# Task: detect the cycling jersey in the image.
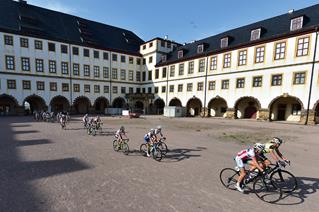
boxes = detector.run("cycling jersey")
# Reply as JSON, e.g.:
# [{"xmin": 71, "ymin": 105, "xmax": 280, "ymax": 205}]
[
  {"xmin": 262, "ymin": 142, "xmax": 277, "ymax": 154},
  {"xmin": 237, "ymin": 148, "xmax": 255, "ymax": 161},
  {"xmin": 115, "ymin": 129, "xmax": 125, "ymax": 139},
  {"xmin": 154, "ymin": 129, "xmax": 163, "ymax": 137}
]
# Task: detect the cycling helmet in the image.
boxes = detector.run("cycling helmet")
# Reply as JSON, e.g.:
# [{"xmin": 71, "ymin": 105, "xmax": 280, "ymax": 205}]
[
  {"xmin": 271, "ymin": 137, "xmax": 283, "ymax": 145},
  {"xmin": 156, "ymin": 125, "xmax": 162, "ymax": 131},
  {"xmin": 254, "ymin": 143, "xmax": 265, "ymax": 152},
  {"xmin": 120, "ymin": 126, "xmax": 125, "ymax": 132},
  {"xmin": 150, "ymin": 128, "xmax": 155, "ymax": 134}
]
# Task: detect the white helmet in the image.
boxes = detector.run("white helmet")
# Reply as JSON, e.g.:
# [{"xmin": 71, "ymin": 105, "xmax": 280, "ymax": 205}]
[
  {"xmin": 150, "ymin": 128, "xmax": 155, "ymax": 134},
  {"xmin": 120, "ymin": 126, "xmax": 125, "ymax": 132},
  {"xmin": 271, "ymin": 137, "xmax": 283, "ymax": 145},
  {"xmin": 156, "ymin": 125, "xmax": 162, "ymax": 131},
  {"xmin": 254, "ymin": 143, "xmax": 265, "ymax": 152}
]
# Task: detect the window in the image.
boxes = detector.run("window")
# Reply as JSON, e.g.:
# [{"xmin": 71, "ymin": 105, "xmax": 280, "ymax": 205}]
[
  {"xmin": 179, "ymin": 63, "xmax": 184, "ymax": 75},
  {"xmin": 34, "ymin": 40, "xmax": 42, "ymax": 50},
  {"xmin": 73, "ymin": 63, "xmax": 80, "ymax": 76},
  {"xmin": 187, "ymin": 83, "xmax": 193, "ymax": 92},
  {"xmin": 121, "ymin": 69, "xmax": 126, "ymax": 80},
  {"xmin": 112, "ymin": 68, "xmax": 118, "ymax": 79},
  {"xmin": 167, "ymin": 42, "xmax": 171, "ymax": 48},
  {"xmin": 37, "ymin": 81, "xmax": 45, "ymax": 90},
  {"xmin": 143, "ymin": 45, "xmax": 146, "ymax": 50},
  {"xmin": 61, "ymin": 62, "xmax": 69, "ymax": 75},
  {"xmin": 112, "ymin": 86, "xmax": 118, "ymax": 94},
  {"xmin": 7, "ymin": 80, "xmax": 16, "ymax": 89},
  {"xmin": 22, "ymin": 80, "xmax": 31, "ymax": 90},
  {"xmin": 142, "ymin": 88, "xmax": 146, "ymax": 93},
  {"xmin": 208, "ymin": 81, "xmax": 215, "ymax": 90},
  {"xmin": 21, "ymin": 57, "xmax": 30, "ymax": 71},
  {"xmin": 255, "ymin": 46, "xmax": 265, "ymax": 63},
  {"xmin": 84, "ymin": 84, "xmax": 90, "ymax": 93},
  {"xmin": 236, "ymin": 78, "xmax": 245, "ymax": 88},
  {"xmin": 62, "ymin": 83, "xmax": 69, "ymax": 92},
  {"xmin": 143, "ymin": 58, "xmax": 146, "ymax": 65},
  {"xmin": 142, "ymin": 72, "xmax": 146, "ymax": 81},
  {"xmin": 61, "ymin": 45, "xmax": 68, "ymax": 54},
  {"xmin": 221, "ymin": 80, "xmax": 229, "ymax": 89},
  {"xmin": 271, "ymin": 74, "xmax": 283, "ymax": 86},
  {"xmin": 161, "ymin": 40, "xmax": 165, "ymax": 47},
  {"xmin": 290, "ymin": 16, "xmax": 303, "ymax": 31},
  {"xmin": 178, "ymin": 84, "xmax": 183, "ymax": 92},
  {"xmin": 136, "ymin": 88, "xmax": 141, "ymax": 93},
  {"xmin": 112, "ymin": 54, "xmax": 117, "ymax": 61},
  {"xmin": 148, "ymin": 87, "xmax": 152, "ymax": 94},
  {"xmin": 104, "ymin": 86, "xmax": 109, "ymax": 93},
  {"xmin": 136, "ymin": 58, "xmax": 141, "ymax": 65},
  {"xmin": 296, "ymin": 37, "xmax": 309, "ymax": 57},
  {"xmin": 197, "ymin": 82, "xmax": 204, "ymax": 91},
  {"xmin": 121, "ymin": 55, "xmax": 126, "ymax": 63},
  {"xmin": 49, "ymin": 61, "xmax": 57, "ymax": 73},
  {"xmin": 136, "ymin": 71, "xmax": 141, "ymax": 81},
  {"xmin": 83, "ymin": 48, "xmax": 90, "ymax": 57},
  {"xmin": 210, "ymin": 56, "xmax": 217, "ymax": 70},
  {"xmin": 251, "ymin": 28, "xmax": 261, "ymax": 41},
  {"xmin": 197, "ymin": 44, "xmax": 204, "ymax": 53},
  {"xmin": 129, "ymin": 57, "xmax": 134, "ymax": 64},
  {"xmin": 129, "ymin": 70, "xmax": 134, "ymax": 81},
  {"xmin": 103, "ymin": 52, "xmax": 109, "ymax": 60},
  {"xmin": 162, "ymin": 67, "xmax": 167, "ymax": 78},
  {"xmin": 149, "ymin": 42, "xmax": 153, "ymax": 48},
  {"xmin": 169, "ymin": 85, "xmax": 174, "ymax": 92},
  {"xmin": 20, "ymin": 38, "xmax": 28, "ymax": 48},
  {"xmin": 238, "ymin": 50, "xmax": 247, "ymax": 66},
  {"xmin": 72, "ymin": 47, "xmax": 79, "ymax": 55},
  {"xmin": 5, "ymin": 56, "xmax": 15, "ymax": 70},
  {"xmin": 148, "ymin": 70, "xmax": 152, "ymax": 80},
  {"xmin": 154, "ymin": 87, "xmax": 158, "ymax": 94},
  {"xmin": 94, "ymin": 85, "xmax": 100, "ymax": 93},
  {"xmin": 199, "ymin": 59, "xmax": 205, "ymax": 72},
  {"xmin": 178, "ymin": 50, "xmax": 183, "ymax": 59},
  {"xmin": 93, "ymin": 66, "xmax": 100, "ymax": 78},
  {"xmin": 84, "ymin": 65, "xmax": 90, "ymax": 77},
  {"xmin": 221, "ymin": 37, "xmax": 228, "ymax": 48},
  {"xmin": 48, "ymin": 42, "xmax": 55, "ymax": 52},
  {"xmin": 50, "ymin": 82, "xmax": 57, "ymax": 91},
  {"xmin": 129, "ymin": 87, "xmax": 134, "ymax": 94},
  {"xmin": 170, "ymin": 65, "xmax": 175, "ymax": 77},
  {"xmin": 149, "ymin": 56, "xmax": 153, "ymax": 64},
  {"xmin": 161, "ymin": 55, "xmax": 167, "ymax": 62},
  {"xmin": 4, "ymin": 35, "xmax": 13, "ymax": 46},
  {"xmin": 35, "ymin": 59, "xmax": 44, "ymax": 72},
  {"xmin": 155, "ymin": 69, "xmax": 159, "ymax": 79},
  {"xmin": 293, "ymin": 72, "xmax": 306, "ymax": 84},
  {"xmin": 94, "ymin": 50, "xmax": 99, "ymax": 59},
  {"xmin": 121, "ymin": 87, "xmax": 126, "ymax": 94},
  {"xmin": 73, "ymin": 84, "xmax": 80, "ymax": 92},
  {"xmin": 252, "ymin": 76, "xmax": 262, "ymax": 87},
  {"xmin": 161, "ymin": 86, "xmax": 166, "ymax": 93},
  {"xmin": 274, "ymin": 42, "xmax": 286, "ymax": 60},
  {"xmin": 103, "ymin": 67, "xmax": 109, "ymax": 79},
  {"xmin": 291, "ymin": 104, "xmax": 301, "ymax": 115},
  {"xmin": 223, "ymin": 53, "xmax": 231, "ymax": 68}
]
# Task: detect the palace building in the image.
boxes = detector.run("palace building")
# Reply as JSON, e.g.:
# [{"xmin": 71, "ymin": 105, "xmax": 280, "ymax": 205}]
[{"xmin": 1, "ymin": 0, "xmax": 319, "ymax": 124}]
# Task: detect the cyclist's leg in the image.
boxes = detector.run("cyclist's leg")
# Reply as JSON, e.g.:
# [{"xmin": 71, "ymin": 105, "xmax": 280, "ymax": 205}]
[{"xmin": 235, "ymin": 156, "xmax": 245, "ymax": 192}]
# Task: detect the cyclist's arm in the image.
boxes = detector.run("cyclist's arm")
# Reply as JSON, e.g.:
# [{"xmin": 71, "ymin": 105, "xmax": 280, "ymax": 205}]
[
  {"xmin": 269, "ymin": 149, "xmax": 280, "ymax": 162},
  {"xmin": 275, "ymin": 148, "xmax": 287, "ymax": 160}
]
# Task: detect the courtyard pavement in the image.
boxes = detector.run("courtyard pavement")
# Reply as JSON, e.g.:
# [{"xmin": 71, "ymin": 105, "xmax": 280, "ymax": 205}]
[{"xmin": 0, "ymin": 115, "xmax": 318, "ymax": 212}]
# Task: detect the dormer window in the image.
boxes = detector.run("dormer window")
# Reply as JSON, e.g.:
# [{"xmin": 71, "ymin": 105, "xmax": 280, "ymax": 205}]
[
  {"xmin": 251, "ymin": 28, "xmax": 261, "ymax": 41},
  {"xmin": 220, "ymin": 37, "xmax": 229, "ymax": 48},
  {"xmin": 197, "ymin": 44, "xmax": 204, "ymax": 54},
  {"xmin": 178, "ymin": 50, "xmax": 184, "ymax": 59},
  {"xmin": 161, "ymin": 55, "xmax": 167, "ymax": 62},
  {"xmin": 290, "ymin": 16, "xmax": 303, "ymax": 31}
]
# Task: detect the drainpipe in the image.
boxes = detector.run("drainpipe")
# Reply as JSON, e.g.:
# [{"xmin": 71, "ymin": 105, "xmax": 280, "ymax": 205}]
[
  {"xmin": 109, "ymin": 51, "xmax": 112, "ymax": 107},
  {"xmin": 305, "ymin": 27, "xmax": 319, "ymax": 125},
  {"xmin": 203, "ymin": 55, "xmax": 209, "ymax": 117},
  {"xmin": 166, "ymin": 65, "xmax": 169, "ymax": 106},
  {"xmin": 68, "ymin": 44, "xmax": 73, "ymax": 113}
]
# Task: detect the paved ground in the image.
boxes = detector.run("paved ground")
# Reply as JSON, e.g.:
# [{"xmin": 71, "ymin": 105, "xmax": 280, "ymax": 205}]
[{"xmin": 0, "ymin": 115, "xmax": 318, "ymax": 212}]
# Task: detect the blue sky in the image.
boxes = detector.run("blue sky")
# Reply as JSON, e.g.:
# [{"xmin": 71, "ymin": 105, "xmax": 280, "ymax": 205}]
[{"xmin": 28, "ymin": 0, "xmax": 319, "ymax": 43}]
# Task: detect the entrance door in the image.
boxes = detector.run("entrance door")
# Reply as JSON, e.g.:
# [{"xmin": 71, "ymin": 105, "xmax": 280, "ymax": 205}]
[{"xmin": 277, "ymin": 104, "xmax": 286, "ymax": 121}]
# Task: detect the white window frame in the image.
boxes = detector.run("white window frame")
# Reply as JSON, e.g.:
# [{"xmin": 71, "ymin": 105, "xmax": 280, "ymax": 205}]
[
  {"xmin": 251, "ymin": 28, "xmax": 261, "ymax": 41},
  {"xmin": 290, "ymin": 16, "xmax": 303, "ymax": 31},
  {"xmin": 220, "ymin": 37, "xmax": 229, "ymax": 48}
]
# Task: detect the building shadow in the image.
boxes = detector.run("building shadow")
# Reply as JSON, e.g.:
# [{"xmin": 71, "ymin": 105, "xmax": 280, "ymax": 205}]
[{"xmin": 15, "ymin": 139, "xmax": 53, "ymax": 147}]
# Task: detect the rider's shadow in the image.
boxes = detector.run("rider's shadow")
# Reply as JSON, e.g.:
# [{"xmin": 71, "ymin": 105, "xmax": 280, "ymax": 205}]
[{"xmin": 162, "ymin": 146, "xmax": 205, "ymax": 162}]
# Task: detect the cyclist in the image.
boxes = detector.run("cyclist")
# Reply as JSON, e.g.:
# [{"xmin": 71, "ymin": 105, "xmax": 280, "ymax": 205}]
[
  {"xmin": 59, "ymin": 114, "xmax": 67, "ymax": 129},
  {"xmin": 143, "ymin": 128, "xmax": 156, "ymax": 157},
  {"xmin": 259, "ymin": 137, "xmax": 289, "ymax": 168},
  {"xmin": 235, "ymin": 143, "xmax": 265, "ymax": 192},
  {"xmin": 82, "ymin": 114, "xmax": 89, "ymax": 128},
  {"xmin": 115, "ymin": 126, "xmax": 128, "ymax": 149},
  {"xmin": 154, "ymin": 125, "xmax": 165, "ymax": 141}
]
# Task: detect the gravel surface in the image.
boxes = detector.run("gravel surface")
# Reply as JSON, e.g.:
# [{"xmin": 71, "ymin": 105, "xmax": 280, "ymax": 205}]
[{"xmin": 0, "ymin": 116, "xmax": 318, "ymax": 212}]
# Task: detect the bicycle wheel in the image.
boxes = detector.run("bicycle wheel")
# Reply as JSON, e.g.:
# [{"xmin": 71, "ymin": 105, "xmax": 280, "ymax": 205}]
[
  {"xmin": 158, "ymin": 142, "xmax": 168, "ymax": 155},
  {"xmin": 140, "ymin": 143, "xmax": 148, "ymax": 156},
  {"xmin": 122, "ymin": 142, "xmax": 129, "ymax": 155},
  {"xmin": 91, "ymin": 128, "xmax": 96, "ymax": 136},
  {"xmin": 270, "ymin": 170, "xmax": 297, "ymax": 193},
  {"xmin": 253, "ymin": 176, "xmax": 282, "ymax": 203},
  {"xmin": 87, "ymin": 128, "xmax": 91, "ymax": 135},
  {"xmin": 219, "ymin": 168, "xmax": 239, "ymax": 190},
  {"xmin": 152, "ymin": 147, "xmax": 162, "ymax": 162},
  {"xmin": 113, "ymin": 140, "xmax": 119, "ymax": 152}
]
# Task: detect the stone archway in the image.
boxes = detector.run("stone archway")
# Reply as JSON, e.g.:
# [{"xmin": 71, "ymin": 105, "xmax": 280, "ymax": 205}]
[
  {"xmin": 207, "ymin": 97, "xmax": 228, "ymax": 117},
  {"xmin": 73, "ymin": 96, "xmax": 91, "ymax": 114},
  {"xmin": 154, "ymin": 98, "xmax": 165, "ymax": 115},
  {"xmin": 169, "ymin": 98, "xmax": 182, "ymax": 107},
  {"xmin": 50, "ymin": 95, "xmax": 70, "ymax": 113},
  {"xmin": 94, "ymin": 97, "xmax": 109, "ymax": 114},
  {"xmin": 234, "ymin": 96, "xmax": 261, "ymax": 119},
  {"xmin": 23, "ymin": 95, "xmax": 47, "ymax": 114},
  {"xmin": 186, "ymin": 97, "xmax": 202, "ymax": 117},
  {"xmin": 112, "ymin": 97, "xmax": 126, "ymax": 108},
  {"xmin": 0, "ymin": 94, "xmax": 19, "ymax": 115},
  {"xmin": 269, "ymin": 95, "xmax": 304, "ymax": 122},
  {"xmin": 313, "ymin": 100, "xmax": 319, "ymax": 124}
]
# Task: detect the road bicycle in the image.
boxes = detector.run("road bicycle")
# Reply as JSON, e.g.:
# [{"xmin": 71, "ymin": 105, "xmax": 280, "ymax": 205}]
[
  {"xmin": 156, "ymin": 137, "xmax": 168, "ymax": 156},
  {"xmin": 140, "ymin": 142, "xmax": 163, "ymax": 162},
  {"xmin": 113, "ymin": 139, "xmax": 129, "ymax": 155}
]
